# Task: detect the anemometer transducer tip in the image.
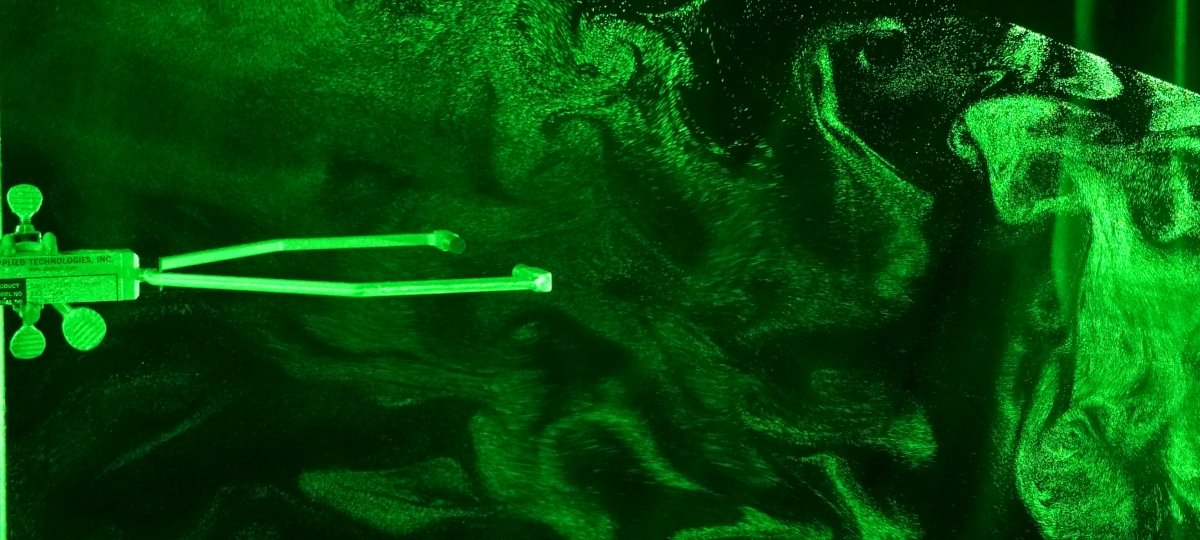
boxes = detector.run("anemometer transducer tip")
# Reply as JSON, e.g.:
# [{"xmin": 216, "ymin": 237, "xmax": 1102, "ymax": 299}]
[{"xmin": 0, "ymin": 184, "xmax": 553, "ymax": 360}]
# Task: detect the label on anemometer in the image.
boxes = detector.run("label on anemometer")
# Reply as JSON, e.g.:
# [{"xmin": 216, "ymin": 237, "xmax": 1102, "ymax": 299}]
[{"xmin": 0, "ymin": 250, "xmax": 141, "ymax": 304}]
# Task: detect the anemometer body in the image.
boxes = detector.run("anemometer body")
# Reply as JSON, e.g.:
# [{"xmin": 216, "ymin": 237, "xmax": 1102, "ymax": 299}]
[{"xmin": 0, "ymin": 183, "xmax": 552, "ymax": 360}]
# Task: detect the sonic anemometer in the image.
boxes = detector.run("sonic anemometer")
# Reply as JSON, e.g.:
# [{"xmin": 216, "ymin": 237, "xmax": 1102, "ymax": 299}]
[{"xmin": 0, "ymin": 184, "xmax": 552, "ymax": 360}]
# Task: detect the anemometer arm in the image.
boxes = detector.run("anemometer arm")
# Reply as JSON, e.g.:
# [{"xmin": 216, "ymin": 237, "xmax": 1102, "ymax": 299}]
[
  {"xmin": 155, "ymin": 231, "xmax": 467, "ymax": 271},
  {"xmin": 0, "ymin": 184, "xmax": 552, "ymax": 359},
  {"xmin": 138, "ymin": 231, "xmax": 551, "ymax": 296},
  {"xmin": 138, "ymin": 265, "xmax": 552, "ymax": 296}
]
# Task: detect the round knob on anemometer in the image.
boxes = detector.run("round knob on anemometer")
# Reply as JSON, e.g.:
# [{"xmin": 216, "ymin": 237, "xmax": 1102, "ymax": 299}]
[
  {"xmin": 10, "ymin": 325, "xmax": 46, "ymax": 360},
  {"xmin": 61, "ymin": 306, "xmax": 107, "ymax": 352},
  {"xmin": 6, "ymin": 184, "xmax": 43, "ymax": 224}
]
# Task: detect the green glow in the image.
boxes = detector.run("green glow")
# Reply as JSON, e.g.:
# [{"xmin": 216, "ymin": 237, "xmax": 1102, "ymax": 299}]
[
  {"xmin": 959, "ymin": 96, "xmax": 1079, "ymax": 224},
  {"xmin": 0, "ymin": 183, "xmax": 548, "ymax": 358},
  {"xmin": 960, "ymin": 33, "xmax": 1200, "ymax": 534},
  {"xmin": 672, "ymin": 507, "xmax": 832, "ymax": 540},
  {"xmin": 139, "ymin": 264, "xmax": 551, "ymax": 296},
  {"xmin": 1147, "ymin": 75, "xmax": 1200, "ymax": 131},
  {"xmin": 4, "ymin": 5, "xmax": 1200, "ymax": 539},
  {"xmin": 157, "ymin": 230, "xmax": 466, "ymax": 271},
  {"xmin": 7, "ymin": 324, "xmax": 44, "ymax": 360},
  {"xmin": 144, "ymin": 229, "xmax": 551, "ymax": 295},
  {"xmin": 1055, "ymin": 51, "xmax": 1123, "ymax": 100},
  {"xmin": 5, "ymin": 184, "xmax": 40, "ymax": 226},
  {"xmin": 0, "ymin": 99, "xmax": 6, "ymax": 540},
  {"xmin": 804, "ymin": 18, "xmax": 933, "ymax": 304},
  {"xmin": 54, "ymin": 304, "xmax": 106, "ymax": 352},
  {"xmin": 299, "ymin": 459, "xmax": 478, "ymax": 537},
  {"xmin": 1179, "ymin": 0, "xmax": 1190, "ymax": 88},
  {"xmin": 999, "ymin": 25, "xmax": 1049, "ymax": 86},
  {"xmin": 807, "ymin": 454, "xmax": 919, "ymax": 539},
  {"xmin": 1074, "ymin": 0, "xmax": 1096, "ymax": 54}
]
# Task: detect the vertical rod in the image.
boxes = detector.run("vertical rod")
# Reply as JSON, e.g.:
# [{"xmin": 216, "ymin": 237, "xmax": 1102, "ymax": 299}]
[
  {"xmin": 1074, "ymin": 0, "xmax": 1097, "ymax": 54},
  {"xmin": 0, "ymin": 92, "xmax": 8, "ymax": 539},
  {"xmin": 1055, "ymin": 0, "xmax": 1099, "ymax": 329},
  {"xmin": 1177, "ymin": 0, "xmax": 1189, "ymax": 88}
]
